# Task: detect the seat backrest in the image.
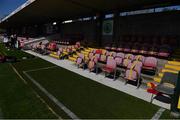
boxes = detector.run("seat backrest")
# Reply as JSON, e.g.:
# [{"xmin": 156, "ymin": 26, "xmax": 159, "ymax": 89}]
[
  {"xmin": 110, "ymin": 52, "xmax": 116, "ymax": 57},
  {"xmin": 94, "ymin": 53, "xmax": 100, "ymax": 60},
  {"xmin": 76, "ymin": 57, "xmax": 83, "ymax": 64},
  {"xmin": 144, "ymin": 57, "xmax": 157, "ymax": 67},
  {"xmin": 88, "ymin": 60, "xmax": 95, "ymax": 70},
  {"xmin": 102, "ymin": 50, "xmax": 107, "ymax": 55},
  {"xmin": 99, "ymin": 54, "xmax": 107, "ymax": 62},
  {"xmin": 76, "ymin": 42, "xmax": 81, "ymax": 47},
  {"xmin": 125, "ymin": 54, "xmax": 134, "ymax": 60},
  {"xmin": 88, "ymin": 52, "xmax": 94, "ymax": 59},
  {"xmin": 106, "ymin": 57, "xmax": 117, "ymax": 69},
  {"xmin": 123, "ymin": 59, "xmax": 132, "ymax": 67},
  {"xmin": 134, "ymin": 55, "xmax": 145, "ymax": 63},
  {"xmin": 127, "ymin": 62, "xmax": 142, "ymax": 74},
  {"xmin": 96, "ymin": 49, "xmax": 102, "ymax": 54},
  {"xmin": 115, "ymin": 57, "xmax": 123, "ymax": 65},
  {"xmin": 116, "ymin": 52, "xmax": 125, "ymax": 58}
]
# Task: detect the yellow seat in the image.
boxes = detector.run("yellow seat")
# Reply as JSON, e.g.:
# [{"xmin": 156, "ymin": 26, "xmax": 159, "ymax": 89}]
[
  {"xmin": 154, "ymin": 77, "xmax": 161, "ymax": 83},
  {"xmin": 165, "ymin": 64, "xmax": 180, "ymax": 71},
  {"xmin": 50, "ymin": 54, "xmax": 59, "ymax": 59},
  {"xmin": 168, "ymin": 61, "xmax": 180, "ymax": 66},
  {"xmin": 81, "ymin": 51, "xmax": 89, "ymax": 55},
  {"xmin": 158, "ymin": 72, "xmax": 164, "ymax": 77},
  {"xmin": 73, "ymin": 54, "xmax": 78, "ymax": 58},
  {"xmin": 69, "ymin": 57, "xmax": 76, "ymax": 62}
]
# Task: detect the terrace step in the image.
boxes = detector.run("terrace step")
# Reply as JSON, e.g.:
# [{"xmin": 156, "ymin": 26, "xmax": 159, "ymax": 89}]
[
  {"xmin": 168, "ymin": 61, "xmax": 180, "ymax": 66},
  {"xmin": 165, "ymin": 64, "xmax": 180, "ymax": 71},
  {"xmin": 161, "ymin": 68, "xmax": 178, "ymax": 74}
]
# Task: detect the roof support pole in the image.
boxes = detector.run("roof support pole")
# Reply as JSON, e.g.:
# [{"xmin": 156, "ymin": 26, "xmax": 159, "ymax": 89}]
[
  {"xmin": 95, "ymin": 13, "xmax": 104, "ymax": 47},
  {"xmin": 113, "ymin": 11, "xmax": 119, "ymax": 44}
]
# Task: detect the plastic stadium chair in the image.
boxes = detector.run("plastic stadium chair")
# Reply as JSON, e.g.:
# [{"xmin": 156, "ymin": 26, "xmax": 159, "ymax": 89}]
[
  {"xmin": 134, "ymin": 55, "xmax": 145, "ymax": 63},
  {"xmin": 88, "ymin": 56, "xmax": 99, "ymax": 72},
  {"xmin": 122, "ymin": 58, "xmax": 132, "ymax": 68},
  {"xmin": 109, "ymin": 52, "xmax": 117, "ymax": 58},
  {"xmin": 101, "ymin": 57, "xmax": 117, "ymax": 80},
  {"xmin": 125, "ymin": 54, "xmax": 134, "ymax": 60},
  {"xmin": 115, "ymin": 53, "xmax": 125, "ymax": 67},
  {"xmin": 116, "ymin": 52, "xmax": 125, "ymax": 59},
  {"xmin": 47, "ymin": 42, "xmax": 57, "ymax": 51},
  {"xmin": 124, "ymin": 62, "xmax": 142, "ymax": 87},
  {"xmin": 142, "ymin": 57, "xmax": 158, "ymax": 75},
  {"xmin": 98, "ymin": 54, "xmax": 107, "ymax": 64},
  {"xmin": 76, "ymin": 54, "xmax": 85, "ymax": 68}
]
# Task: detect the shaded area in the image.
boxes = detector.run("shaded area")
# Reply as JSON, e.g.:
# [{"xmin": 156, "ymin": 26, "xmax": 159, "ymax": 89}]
[
  {"xmin": 14, "ymin": 58, "xmax": 160, "ymax": 119},
  {"xmin": 0, "ymin": 63, "xmax": 57, "ymax": 118}
]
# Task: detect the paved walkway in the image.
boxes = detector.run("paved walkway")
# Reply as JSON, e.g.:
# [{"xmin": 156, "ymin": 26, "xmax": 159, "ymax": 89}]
[{"xmin": 25, "ymin": 50, "xmax": 170, "ymax": 110}]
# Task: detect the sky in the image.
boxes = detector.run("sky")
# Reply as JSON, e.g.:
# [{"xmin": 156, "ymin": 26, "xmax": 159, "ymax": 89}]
[{"xmin": 0, "ymin": 0, "xmax": 27, "ymax": 19}]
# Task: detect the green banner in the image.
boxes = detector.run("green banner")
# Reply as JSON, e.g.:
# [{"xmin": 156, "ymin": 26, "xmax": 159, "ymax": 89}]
[{"xmin": 102, "ymin": 20, "xmax": 113, "ymax": 35}]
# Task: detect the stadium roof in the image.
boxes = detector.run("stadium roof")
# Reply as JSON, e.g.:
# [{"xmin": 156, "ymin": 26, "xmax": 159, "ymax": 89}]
[{"xmin": 0, "ymin": 0, "xmax": 180, "ymax": 28}]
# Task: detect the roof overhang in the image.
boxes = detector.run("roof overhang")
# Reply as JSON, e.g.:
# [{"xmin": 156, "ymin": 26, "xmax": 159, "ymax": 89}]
[{"xmin": 0, "ymin": 0, "xmax": 180, "ymax": 28}]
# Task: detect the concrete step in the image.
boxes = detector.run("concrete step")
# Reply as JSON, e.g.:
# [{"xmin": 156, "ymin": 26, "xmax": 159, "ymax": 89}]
[
  {"xmin": 161, "ymin": 68, "xmax": 179, "ymax": 74},
  {"xmin": 168, "ymin": 61, "xmax": 180, "ymax": 66},
  {"xmin": 165, "ymin": 64, "xmax": 180, "ymax": 71}
]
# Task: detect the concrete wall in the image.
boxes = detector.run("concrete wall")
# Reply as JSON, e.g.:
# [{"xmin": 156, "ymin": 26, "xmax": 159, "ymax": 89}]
[
  {"xmin": 61, "ymin": 20, "xmax": 97, "ymax": 46},
  {"xmin": 59, "ymin": 12, "xmax": 180, "ymax": 47},
  {"xmin": 114, "ymin": 12, "xmax": 180, "ymax": 46}
]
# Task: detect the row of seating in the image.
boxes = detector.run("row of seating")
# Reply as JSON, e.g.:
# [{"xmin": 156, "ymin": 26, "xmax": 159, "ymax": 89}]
[
  {"xmin": 119, "ymin": 35, "xmax": 178, "ymax": 46},
  {"xmin": 105, "ymin": 43, "xmax": 171, "ymax": 58},
  {"xmin": 75, "ymin": 49, "xmax": 158, "ymax": 87}
]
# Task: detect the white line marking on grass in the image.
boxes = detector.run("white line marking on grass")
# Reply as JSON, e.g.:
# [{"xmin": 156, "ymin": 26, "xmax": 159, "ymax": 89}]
[
  {"xmin": 23, "ymin": 71, "xmax": 79, "ymax": 119},
  {"xmin": 9, "ymin": 63, "xmax": 27, "ymax": 84},
  {"xmin": 151, "ymin": 108, "xmax": 165, "ymax": 120},
  {"xmin": 24, "ymin": 66, "xmax": 58, "ymax": 73},
  {"xmin": 10, "ymin": 64, "xmax": 61, "ymax": 119}
]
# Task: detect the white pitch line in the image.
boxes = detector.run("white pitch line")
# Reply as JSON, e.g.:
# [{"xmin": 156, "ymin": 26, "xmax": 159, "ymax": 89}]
[
  {"xmin": 23, "ymin": 71, "xmax": 79, "ymax": 119},
  {"xmin": 151, "ymin": 108, "xmax": 165, "ymax": 120},
  {"xmin": 24, "ymin": 66, "xmax": 58, "ymax": 73},
  {"xmin": 10, "ymin": 64, "xmax": 61, "ymax": 119}
]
